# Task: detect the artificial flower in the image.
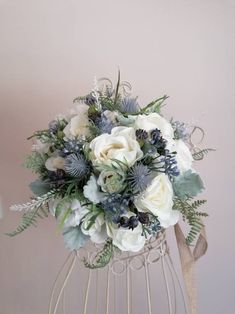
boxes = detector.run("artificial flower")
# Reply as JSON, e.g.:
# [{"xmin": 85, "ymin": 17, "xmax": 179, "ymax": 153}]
[
  {"xmin": 134, "ymin": 173, "xmax": 179, "ymax": 228},
  {"xmin": 89, "ymin": 126, "xmax": 143, "ymax": 166}
]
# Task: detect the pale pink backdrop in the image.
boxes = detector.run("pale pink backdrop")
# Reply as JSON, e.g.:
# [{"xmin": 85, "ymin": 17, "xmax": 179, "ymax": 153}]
[{"xmin": 0, "ymin": 0, "xmax": 235, "ymax": 313}]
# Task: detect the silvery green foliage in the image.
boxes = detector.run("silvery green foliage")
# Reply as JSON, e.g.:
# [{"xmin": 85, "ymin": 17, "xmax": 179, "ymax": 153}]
[
  {"xmin": 63, "ymin": 226, "xmax": 88, "ymax": 250},
  {"xmin": 10, "ymin": 190, "xmax": 59, "ymax": 212},
  {"xmin": 173, "ymin": 170, "xmax": 204, "ymax": 200},
  {"xmin": 29, "ymin": 179, "xmax": 51, "ymax": 196},
  {"xmin": 116, "ymin": 113, "xmax": 136, "ymax": 126},
  {"xmin": 64, "ymin": 154, "xmax": 89, "ymax": 178}
]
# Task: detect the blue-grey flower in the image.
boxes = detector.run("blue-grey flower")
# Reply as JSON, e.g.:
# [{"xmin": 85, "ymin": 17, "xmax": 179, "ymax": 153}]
[
  {"xmin": 127, "ymin": 164, "xmax": 152, "ymax": 193},
  {"xmin": 119, "ymin": 97, "xmax": 140, "ymax": 114},
  {"xmin": 64, "ymin": 154, "xmax": 90, "ymax": 179},
  {"xmin": 171, "ymin": 120, "xmax": 189, "ymax": 141}
]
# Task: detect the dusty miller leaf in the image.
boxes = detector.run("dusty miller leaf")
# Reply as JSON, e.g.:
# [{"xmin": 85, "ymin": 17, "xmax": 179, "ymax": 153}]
[{"xmin": 173, "ymin": 170, "xmax": 204, "ymax": 200}]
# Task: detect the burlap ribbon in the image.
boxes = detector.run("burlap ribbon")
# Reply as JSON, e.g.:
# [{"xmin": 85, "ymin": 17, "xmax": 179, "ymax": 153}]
[{"xmin": 174, "ymin": 222, "xmax": 208, "ymax": 314}]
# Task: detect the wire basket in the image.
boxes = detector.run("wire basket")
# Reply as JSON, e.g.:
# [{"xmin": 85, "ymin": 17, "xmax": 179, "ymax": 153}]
[{"xmin": 49, "ymin": 231, "xmax": 188, "ymax": 314}]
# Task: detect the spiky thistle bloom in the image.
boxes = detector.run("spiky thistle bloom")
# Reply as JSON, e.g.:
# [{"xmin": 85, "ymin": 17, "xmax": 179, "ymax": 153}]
[
  {"xmin": 95, "ymin": 114, "xmax": 115, "ymax": 134},
  {"xmin": 64, "ymin": 153, "xmax": 90, "ymax": 179},
  {"xmin": 127, "ymin": 164, "xmax": 152, "ymax": 193},
  {"xmin": 171, "ymin": 120, "xmax": 189, "ymax": 141},
  {"xmin": 119, "ymin": 97, "xmax": 140, "ymax": 114}
]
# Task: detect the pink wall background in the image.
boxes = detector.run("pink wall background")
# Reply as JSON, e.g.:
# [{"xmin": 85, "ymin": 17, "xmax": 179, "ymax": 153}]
[{"xmin": 0, "ymin": 0, "xmax": 235, "ymax": 313}]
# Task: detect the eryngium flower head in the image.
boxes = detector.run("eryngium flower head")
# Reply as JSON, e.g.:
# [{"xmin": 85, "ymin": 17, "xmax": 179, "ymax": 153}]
[
  {"xmin": 96, "ymin": 113, "xmax": 115, "ymax": 134},
  {"xmin": 171, "ymin": 120, "xmax": 189, "ymax": 141},
  {"xmin": 119, "ymin": 97, "xmax": 140, "ymax": 114},
  {"xmin": 127, "ymin": 164, "xmax": 152, "ymax": 193},
  {"xmin": 64, "ymin": 153, "xmax": 90, "ymax": 179}
]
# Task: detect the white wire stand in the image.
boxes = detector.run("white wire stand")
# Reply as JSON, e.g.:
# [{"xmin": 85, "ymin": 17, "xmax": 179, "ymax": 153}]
[{"xmin": 49, "ymin": 231, "xmax": 188, "ymax": 314}]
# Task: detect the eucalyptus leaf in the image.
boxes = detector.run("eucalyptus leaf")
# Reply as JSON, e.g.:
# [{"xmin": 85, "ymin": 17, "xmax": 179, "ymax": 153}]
[
  {"xmin": 29, "ymin": 179, "xmax": 51, "ymax": 196},
  {"xmin": 63, "ymin": 226, "xmax": 88, "ymax": 251},
  {"xmin": 173, "ymin": 170, "xmax": 204, "ymax": 200}
]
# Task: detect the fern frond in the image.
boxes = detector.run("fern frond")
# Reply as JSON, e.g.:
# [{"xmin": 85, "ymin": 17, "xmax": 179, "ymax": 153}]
[
  {"xmin": 6, "ymin": 206, "xmax": 49, "ymax": 237},
  {"xmin": 10, "ymin": 189, "xmax": 59, "ymax": 212},
  {"xmin": 24, "ymin": 152, "xmax": 47, "ymax": 174},
  {"xmin": 173, "ymin": 198, "xmax": 208, "ymax": 245},
  {"xmin": 83, "ymin": 239, "xmax": 114, "ymax": 269},
  {"xmin": 192, "ymin": 148, "xmax": 215, "ymax": 161}
]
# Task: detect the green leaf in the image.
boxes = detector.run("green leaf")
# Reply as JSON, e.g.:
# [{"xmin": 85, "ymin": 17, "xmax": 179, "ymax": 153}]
[
  {"xmin": 63, "ymin": 226, "xmax": 88, "ymax": 250},
  {"xmin": 24, "ymin": 152, "xmax": 47, "ymax": 174},
  {"xmin": 173, "ymin": 170, "xmax": 204, "ymax": 200},
  {"xmin": 83, "ymin": 239, "xmax": 114, "ymax": 269},
  {"xmin": 6, "ymin": 206, "xmax": 49, "ymax": 237},
  {"xmin": 173, "ymin": 198, "xmax": 208, "ymax": 245},
  {"xmin": 141, "ymin": 95, "xmax": 169, "ymax": 114},
  {"xmin": 29, "ymin": 179, "xmax": 51, "ymax": 196}
]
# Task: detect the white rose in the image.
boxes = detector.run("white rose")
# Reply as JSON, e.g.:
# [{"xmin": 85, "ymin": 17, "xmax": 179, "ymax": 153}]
[
  {"xmin": 81, "ymin": 213, "xmax": 107, "ymax": 244},
  {"xmin": 63, "ymin": 104, "xmax": 90, "ymax": 139},
  {"xmin": 173, "ymin": 140, "xmax": 193, "ymax": 174},
  {"xmin": 90, "ymin": 126, "xmax": 143, "ymax": 166},
  {"xmin": 107, "ymin": 217, "xmax": 146, "ymax": 252},
  {"xmin": 134, "ymin": 173, "xmax": 179, "ymax": 228},
  {"xmin": 45, "ymin": 155, "xmax": 65, "ymax": 171},
  {"xmin": 134, "ymin": 113, "xmax": 174, "ymax": 140}
]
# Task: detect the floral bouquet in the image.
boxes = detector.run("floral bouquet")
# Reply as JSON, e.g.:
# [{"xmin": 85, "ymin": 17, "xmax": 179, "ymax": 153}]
[{"xmin": 8, "ymin": 74, "xmax": 212, "ymax": 269}]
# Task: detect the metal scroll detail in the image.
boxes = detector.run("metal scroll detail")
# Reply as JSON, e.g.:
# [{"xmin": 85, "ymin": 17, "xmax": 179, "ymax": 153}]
[{"xmin": 49, "ymin": 231, "xmax": 188, "ymax": 314}]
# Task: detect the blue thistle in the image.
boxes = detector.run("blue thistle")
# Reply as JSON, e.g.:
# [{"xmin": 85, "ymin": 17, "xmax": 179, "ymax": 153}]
[
  {"xmin": 48, "ymin": 120, "xmax": 59, "ymax": 134},
  {"xmin": 64, "ymin": 154, "xmax": 90, "ymax": 179},
  {"xmin": 171, "ymin": 120, "xmax": 189, "ymax": 141},
  {"xmin": 119, "ymin": 97, "xmax": 140, "ymax": 114},
  {"xmin": 127, "ymin": 164, "xmax": 152, "ymax": 193},
  {"xmin": 96, "ymin": 113, "xmax": 115, "ymax": 134}
]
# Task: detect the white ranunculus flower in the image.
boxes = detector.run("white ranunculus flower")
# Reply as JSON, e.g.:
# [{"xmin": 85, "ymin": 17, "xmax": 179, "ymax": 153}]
[
  {"xmin": 63, "ymin": 104, "xmax": 90, "ymax": 139},
  {"xmin": 134, "ymin": 174, "xmax": 179, "ymax": 228},
  {"xmin": 107, "ymin": 217, "xmax": 146, "ymax": 252},
  {"xmin": 134, "ymin": 113, "xmax": 174, "ymax": 140},
  {"xmin": 173, "ymin": 139, "xmax": 193, "ymax": 174},
  {"xmin": 45, "ymin": 155, "xmax": 65, "ymax": 171},
  {"xmin": 90, "ymin": 126, "xmax": 143, "ymax": 166},
  {"xmin": 83, "ymin": 175, "xmax": 105, "ymax": 204},
  {"xmin": 81, "ymin": 213, "xmax": 107, "ymax": 244}
]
